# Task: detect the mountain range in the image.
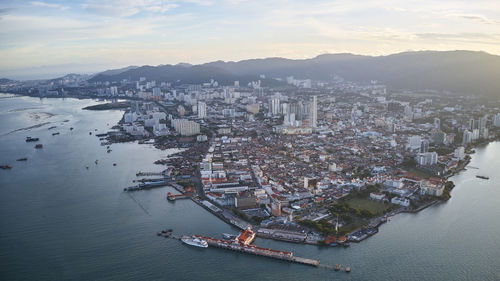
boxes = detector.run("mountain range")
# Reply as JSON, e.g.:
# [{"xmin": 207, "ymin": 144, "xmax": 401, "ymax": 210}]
[{"xmin": 61, "ymin": 51, "xmax": 500, "ymax": 98}]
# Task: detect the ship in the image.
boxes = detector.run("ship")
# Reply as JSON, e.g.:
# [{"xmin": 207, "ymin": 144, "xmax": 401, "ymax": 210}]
[
  {"xmin": 334, "ymin": 264, "xmax": 342, "ymax": 271},
  {"xmin": 476, "ymin": 175, "xmax": 489, "ymax": 180},
  {"xmin": 16, "ymin": 158, "xmax": 28, "ymax": 161},
  {"xmin": 35, "ymin": 144, "xmax": 43, "ymax": 149},
  {"xmin": 181, "ymin": 235, "xmax": 208, "ymax": 248},
  {"xmin": 222, "ymin": 233, "xmax": 237, "ymax": 240},
  {"xmin": 0, "ymin": 165, "xmax": 12, "ymax": 170},
  {"xmin": 26, "ymin": 137, "xmax": 39, "ymax": 142}
]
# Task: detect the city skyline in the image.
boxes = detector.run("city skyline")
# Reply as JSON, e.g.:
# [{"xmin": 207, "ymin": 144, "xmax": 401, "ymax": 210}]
[{"xmin": 1, "ymin": 0, "xmax": 500, "ymax": 79}]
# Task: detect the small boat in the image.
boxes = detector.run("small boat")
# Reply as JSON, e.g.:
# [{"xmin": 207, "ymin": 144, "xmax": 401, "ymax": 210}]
[
  {"xmin": 345, "ymin": 267, "xmax": 351, "ymax": 273},
  {"xmin": 70, "ymin": 127, "xmax": 74, "ymax": 130},
  {"xmin": 52, "ymin": 132, "xmax": 60, "ymax": 136},
  {"xmin": 334, "ymin": 264, "xmax": 341, "ymax": 271},
  {"xmin": 86, "ymin": 166, "xmax": 89, "ymax": 169},
  {"xmin": 95, "ymin": 160, "xmax": 98, "ymax": 164},
  {"xmin": 107, "ymin": 149, "xmax": 112, "ymax": 153},
  {"xmin": 157, "ymin": 232, "xmax": 162, "ymax": 236},
  {"xmin": 0, "ymin": 165, "xmax": 12, "ymax": 170},
  {"xmin": 48, "ymin": 126, "xmax": 57, "ymax": 130},
  {"xmin": 113, "ymin": 163, "xmax": 117, "ymax": 166},
  {"xmin": 16, "ymin": 158, "xmax": 28, "ymax": 161},
  {"xmin": 25, "ymin": 137, "xmax": 39, "ymax": 142},
  {"xmin": 222, "ymin": 233, "xmax": 236, "ymax": 240},
  {"xmin": 89, "ymin": 132, "xmax": 92, "ymax": 135},
  {"xmin": 35, "ymin": 144, "xmax": 43, "ymax": 149},
  {"xmin": 476, "ymin": 175, "xmax": 489, "ymax": 180}
]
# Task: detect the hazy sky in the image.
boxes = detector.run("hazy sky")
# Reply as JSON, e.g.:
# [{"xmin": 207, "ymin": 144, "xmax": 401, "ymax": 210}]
[{"xmin": 1, "ymin": 0, "xmax": 499, "ymax": 79}]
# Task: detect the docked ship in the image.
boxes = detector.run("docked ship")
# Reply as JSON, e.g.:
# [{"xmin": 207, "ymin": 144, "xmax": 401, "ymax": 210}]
[{"xmin": 181, "ymin": 235, "xmax": 208, "ymax": 248}]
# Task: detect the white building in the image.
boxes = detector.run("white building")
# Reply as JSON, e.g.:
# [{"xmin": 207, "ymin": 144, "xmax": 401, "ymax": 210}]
[
  {"xmin": 269, "ymin": 98, "xmax": 280, "ymax": 115},
  {"xmin": 171, "ymin": 119, "xmax": 200, "ymax": 136},
  {"xmin": 494, "ymin": 113, "xmax": 500, "ymax": 127},
  {"xmin": 197, "ymin": 102, "xmax": 207, "ymax": 119},
  {"xmin": 416, "ymin": 152, "xmax": 438, "ymax": 166},
  {"xmin": 152, "ymin": 87, "xmax": 162, "ymax": 97},
  {"xmin": 454, "ymin": 146, "xmax": 465, "ymax": 160},
  {"xmin": 370, "ymin": 192, "xmax": 386, "ymax": 201},
  {"xmin": 407, "ymin": 135, "xmax": 422, "ymax": 150},
  {"xmin": 310, "ymin": 96, "xmax": 317, "ymax": 128},
  {"xmin": 391, "ymin": 197, "xmax": 410, "ymax": 207}
]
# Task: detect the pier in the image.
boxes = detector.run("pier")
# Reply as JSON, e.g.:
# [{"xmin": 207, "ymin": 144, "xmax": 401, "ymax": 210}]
[
  {"xmin": 136, "ymin": 171, "xmax": 167, "ymax": 177},
  {"xmin": 193, "ymin": 234, "xmax": 320, "ymax": 267},
  {"xmin": 167, "ymin": 192, "xmax": 192, "ymax": 201}
]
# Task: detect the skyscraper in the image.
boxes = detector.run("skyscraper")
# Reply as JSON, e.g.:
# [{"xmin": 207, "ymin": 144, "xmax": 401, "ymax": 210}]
[
  {"xmin": 269, "ymin": 98, "xmax": 280, "ymax": 115},
  {"xmin": 197, "ymin": 101, "xmax": 206, "ymax": 119},
  {"xmin": 311, "ymin": 96, "xmax": 317, "ymax": 127}
]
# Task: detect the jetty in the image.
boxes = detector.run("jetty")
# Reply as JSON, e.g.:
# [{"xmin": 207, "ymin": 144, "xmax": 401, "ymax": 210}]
[
  {"xmin": 193, "ymin": 229, "xmax": 320, "ymax": 267},
  {"xmin": 167, "ymin": 192, "xmax": 192, "ymax": 201}
]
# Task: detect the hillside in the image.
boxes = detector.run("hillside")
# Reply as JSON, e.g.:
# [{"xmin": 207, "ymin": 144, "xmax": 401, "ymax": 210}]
[{"xmin": 89, "ymin": 51, "xmax": 500, "ymax": 97}]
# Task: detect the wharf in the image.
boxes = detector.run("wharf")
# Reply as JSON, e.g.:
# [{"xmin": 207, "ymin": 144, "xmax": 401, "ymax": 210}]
[
  {"xmin": 124, "ymin": 181, "xmax": 169, "ymax": 191},
  {"xmin": 194, "ymin": 234, "xmax": 320, "ymax": 267}
]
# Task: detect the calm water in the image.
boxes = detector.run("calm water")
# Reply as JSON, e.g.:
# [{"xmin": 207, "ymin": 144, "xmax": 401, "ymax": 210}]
[{"xmin": 0, "ymin": 94, "xmax": 499, "ymax": 281}]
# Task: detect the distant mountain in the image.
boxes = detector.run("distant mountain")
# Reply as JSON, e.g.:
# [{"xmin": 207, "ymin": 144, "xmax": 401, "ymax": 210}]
[
  {"xmin": 90, "ymin": 64, "xmax": 281, "ymax": 87},
  {"xmin": 97, "ymin": 66, "xmax": 139, "ymax": 76},
  {"xmin": 0, "ymin": 78, "xmax": 14, "ymax": 84},
  {"xmin": 89, "ymin": 51, "xmax": 500, "ymax": 97}
]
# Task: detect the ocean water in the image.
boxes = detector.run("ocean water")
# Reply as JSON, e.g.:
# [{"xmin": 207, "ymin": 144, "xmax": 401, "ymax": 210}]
[{"xmin": 0, "ymin": 94, "xmax": 499, "ymax": 281}]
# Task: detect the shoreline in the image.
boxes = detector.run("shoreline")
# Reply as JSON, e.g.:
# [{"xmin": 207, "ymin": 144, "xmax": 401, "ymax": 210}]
[{"xmin": 5, "ymin": 92, "xmax": 497, "ymax": 248}]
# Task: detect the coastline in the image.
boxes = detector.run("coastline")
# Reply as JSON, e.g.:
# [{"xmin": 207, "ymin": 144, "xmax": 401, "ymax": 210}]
[{"xmin": 3, "ymin": 92, "xmax": 498, "ymax": 248}]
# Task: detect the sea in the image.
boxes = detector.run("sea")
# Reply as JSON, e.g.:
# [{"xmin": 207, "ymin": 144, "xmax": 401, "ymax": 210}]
[{"xmin": 0, "ymin": 93, "xmax": 499, "ymax": 281}]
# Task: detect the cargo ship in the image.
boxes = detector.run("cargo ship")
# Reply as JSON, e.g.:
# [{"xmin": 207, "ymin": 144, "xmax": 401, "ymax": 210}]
[{"xmin": 181, "ymin": 235, "xmax": 208, "ymax": 248}]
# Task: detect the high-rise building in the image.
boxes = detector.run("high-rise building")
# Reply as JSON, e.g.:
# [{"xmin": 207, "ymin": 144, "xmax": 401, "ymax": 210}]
[
  {"xmin": 171, "ymin": 119, "xmax": 200, "ymax": 136},
  {"xmin": 494, "ymin": 113, "xmax": 500, "ymax": 127},
  {"xmin": 469, "ymin": 119, "xmax": 476, "ymax": 131},
  {"xmin": 197, "ymin": 101, "xmax": 206, "ymax": 119},
  {"xmin": 152, "ymin": 87, "xmax": 161, "ymax": 97},
  {"xmin": 269, "ymin": 98, "xmax": 280, "ymax": 115},
  {"xmin": 478, "ymin": 115, "xmax": 487, "ymax": 130},
  {"xmin": 310, "ymin": 96, "xmax": 317, "ymax": 127},
  {"xmin": 434, "ymin": 118, "xmax": 440, "ymax": 130},
  {"xmin": 420, "ymin": 140, "xmax": 429, "ymax": 153},
  {"xmin": 462, "ymin": 129, "xmax": 472, "ymax": 145}
]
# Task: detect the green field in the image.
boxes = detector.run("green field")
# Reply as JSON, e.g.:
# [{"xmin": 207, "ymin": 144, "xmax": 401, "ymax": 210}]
[{"xmin": 346, "ymin": 198, "xmax": 390, "ymax": 215}]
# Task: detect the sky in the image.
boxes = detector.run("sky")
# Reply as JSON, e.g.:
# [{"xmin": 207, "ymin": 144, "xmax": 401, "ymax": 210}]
[{"xmin": 0, "ymin": 0, "xmax": 499, "ymax": 79}]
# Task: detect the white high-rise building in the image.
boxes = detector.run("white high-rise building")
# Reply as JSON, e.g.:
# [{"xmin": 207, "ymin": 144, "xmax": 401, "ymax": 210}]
[
  {"xmin": 171, "ymin": 119, "xmax": 200, "ymax": 136},
  {"xmin": 494, "ymin": 114, "xmax": 500, "ymax": 127},
  {"xmin": 407, "ymin": 135, "xmax": 422, "ymax": 150},
  {"xmin": 110, "ymin": 86, "xmax": 118, "ymax": 96},
  {"xmin": 310, "ymin": 96, "xmax": 317, "ymax": 127},
  {"xmin": 197, "ymin": 101, "xmax": 206, "ymax": 119},
  {"xmin": 269, "ymin": 98, "xmax": 280, "ymax": 115},
  {"xmin": 434, "ymin": 118, "xmax": 440, "ymax": 130},
  {"xmin": 152, "ymin": 87, "xmax": 162, "ymax": 97},
  {"xmin": 454, "ymin": 146, "xmax": 465, "ymax": 160},
  {"xmin": 462, "ymin": 129, "xmax": 472, "ymax": 145}
]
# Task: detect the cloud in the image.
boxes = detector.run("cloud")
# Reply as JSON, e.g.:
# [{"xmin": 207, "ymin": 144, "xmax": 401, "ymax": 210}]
[
  {"xmin": 81, "ymin": 0, "xmax": 181, "ymax": 17},
  {"xmin": 416, "ymin": 32, "xmax": 500, "ymax": 45},
  {"xmin": 446, "ymin": 13, "xmax": 500, "ymax": 24},
  {"xmin": 30, "ymin": 1, "xmax": 70, "ymax": 10}
]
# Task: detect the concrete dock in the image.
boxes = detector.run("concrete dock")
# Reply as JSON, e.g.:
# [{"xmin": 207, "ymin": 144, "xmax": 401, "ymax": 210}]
[{"xmin": 194, "ymin": 234, "xmax": 320, "ymax": 267}]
